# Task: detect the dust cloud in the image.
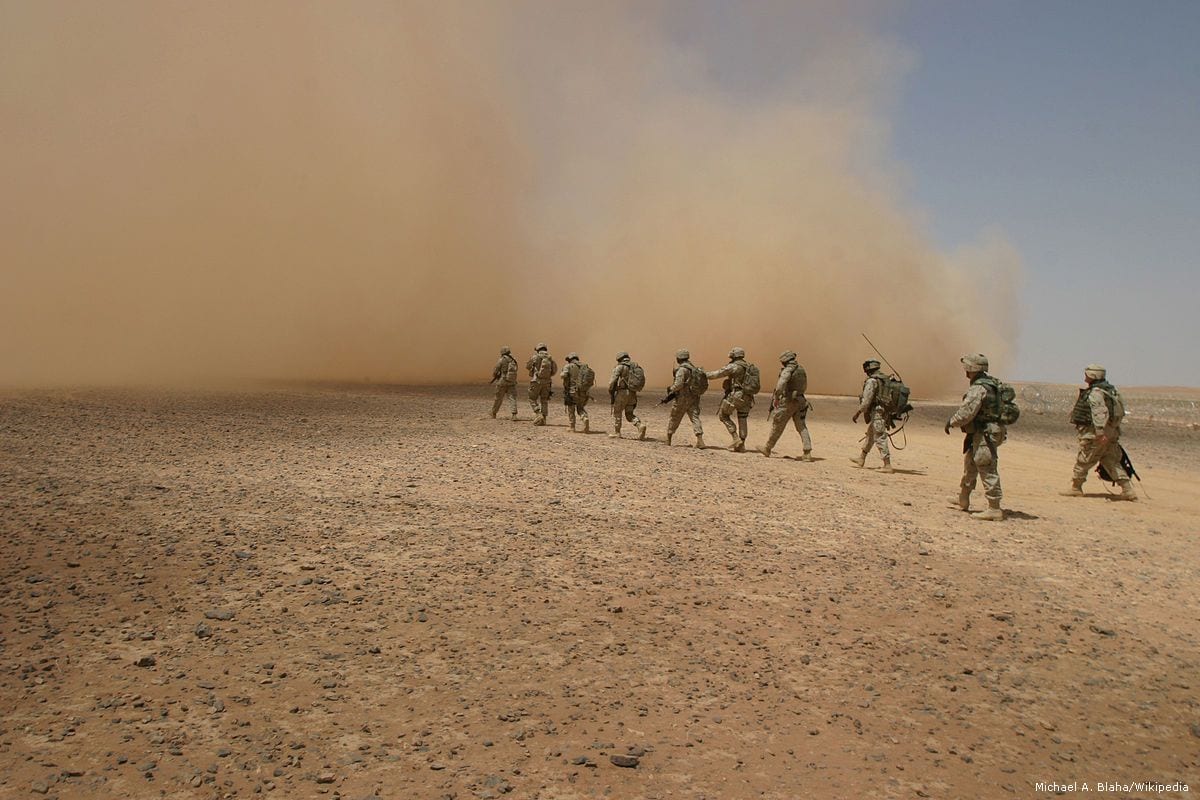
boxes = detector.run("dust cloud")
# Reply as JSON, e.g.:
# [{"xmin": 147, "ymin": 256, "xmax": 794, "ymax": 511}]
[{"xmin": 1, "ymin": 1, "xmax": 1019, "ymax": 395}]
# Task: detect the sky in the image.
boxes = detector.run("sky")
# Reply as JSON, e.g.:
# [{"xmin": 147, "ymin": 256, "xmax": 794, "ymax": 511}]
[
  {"xmin": 1, "ymin": 1, "xmax": 1196, "ymax": 390},
  {"xmin": 890, "ymin": 1, "xmax": 1200, "ymax": 386}
]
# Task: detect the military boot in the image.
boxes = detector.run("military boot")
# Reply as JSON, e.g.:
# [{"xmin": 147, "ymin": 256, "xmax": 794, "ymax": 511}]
[
  {"xmin": 758, "ymin": 446, "xmax": 772, "ymax": 457},
  {"xmin": 879, "ymin": 459, "xmax": 895, "ymax": 474},
  {"xmin": 695, "ymin": 435, "xmax": 706, "ymax": 449},
  {"xmin": 850, "ymin": 454, "xmax": 866, "ymax": 468},
  {"xmin": 609, "ymin": 430, "xmax": 620, "ymax": 439},
  {"xmin": 490, "ymin": 411, "xmax": 497, "ymax": 419},
  {"xmin": 534, "ymin": 414, "xmax": 545, "ymax": 426},
  {"xmin": 666, "ymin": 431, "xmax": 673, "ymax": 446},
  {"xmin": 800, "ymin": 451, "xmax": 814, "ymax": 462},
  {"xmin": 1059, "ymin": 482, "xmax": 1084, "ymax": 497},
  {"xmin": 582, "ymin": 419, "xmax": 590, "ymax": 434},
  {"xmin": 974, "ymin": 500, "xmax": 1004, "ymax": 521},
  {"xmin": 1114, "ymin": 481, "xmax": 1139, "ymax": 501},
  {"xmin": 954, "ymin": 490, "xmax": 971, "ymax": 511},
  {"xmin": 636, "ymin": 422, "xmax": 647, "ymax": 441},
  {"xmin": 510, "ymin": 412, "xmax": 518, "ymax": 421},
  {"xmin": 729, "ymin": 436, "xmax": 742, "ymax": 452},
  {"xmin": 570, "ymin": 419, "xmax": 576, "ymax": 432}
]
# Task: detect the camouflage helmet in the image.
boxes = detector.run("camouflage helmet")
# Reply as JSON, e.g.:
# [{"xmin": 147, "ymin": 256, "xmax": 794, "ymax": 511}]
[
  {"xmin": 566, "ymin": 352, "xmax": 579, "ymax": 362},
  {"xmin": 961, "ymin": 353, "xmax": 988, "ymax": 372},
  {"xmin": 1084, "ymin": 363, "xmax": 1106, "ymax": 380},
  {"xmin": 615, "ymin": 351, "xmax": 630, "ymax": 362},
  {"xmin": 728, "ymin": 346, "xmax": 746, "ymax": 359},
  {"xmin": 676, "ymin": 349, "xmax": 690, "ymax": 360},
  {"xmin": 862, "ymin": 359, "xmax": 881, "ymax": 373},
  {"xmin": 535, "ymin": 342, "xmax": 548, "ymax": 352},
  {"xmin": 779, "ymin": 350, "xmax": 797, "ymax": 364},
  {"xmin": 499, "ymin": 346, "xmax": 511, "ymax": 355}
]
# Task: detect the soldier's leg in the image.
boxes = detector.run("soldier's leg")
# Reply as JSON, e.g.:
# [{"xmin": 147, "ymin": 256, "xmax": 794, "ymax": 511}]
[
  {"xmin": 612, "ymin": 394, "xmax": 625, "ymax": 435},
  {"xmin": 491, "ymin": 386, "xmax": 504, "ymax": 417},
  {"xmin": 566, "ymin": 402, "xmax": 576, "ymax": 429},
  {"xmin": 762, "ymin": 406, "xmax": 789, "ymax": 453},
  {"xmin": 506, "ymin": 385, "xmax": 517, "ymax": 417},
  {"xmin": 626, "ymin": 396, "xmax": 646, "ymax": 439},
  {"xmin": 794, "ymin": 407, "xmax": 813, "ymax": 454},
  {"xmin": 1071, "ymin": 435, "xmax": 1101, "ymax": 487},
  {"xmin": 539, "ymin": 385, "xmax": 551, "ymax": 420},
  {"xmin": 717, "ymin": 399, "xmax": 738, "ymax": 442},
  {"xmin": 688, "ymin": 401, "xmax": 704, "ymax": 445},
  {"xmin": 736, "ymin": 410, "xmax": 749, "ymax": 444},
  {"xmin": 960, "ymin": 439, "xmax": 980, "ymax": 496},
  {"xmin": 667, "ymin": 401, "xmax": 686, "ymax": 444},
  {"xmin": 578, "ymin": 398, "xmax": 589, "ymax": 431},
  {"xmin": 528, "ymin": 383, "xmax": 541, "ymax": 417},
  {"xmin": 872, "ymin": 411, "xmax": 891, "ymax": 465}
]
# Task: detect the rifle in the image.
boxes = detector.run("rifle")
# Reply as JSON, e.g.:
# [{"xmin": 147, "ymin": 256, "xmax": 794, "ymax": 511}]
[
  {"xmin": 766, "ymin": 395, "xmax": 777, "ymax": 421},
  {"xmin": 609, "ymin": 387, "xmax": 617, "ymax": 405},
  {"xmin": 1098, "ymin": 446, "xmax": 1140, "ymax": 483},
  {"xmin": 489, "ymin": 375, "xmax": 499, "ymax": 384},
  {"xmin": 659, "ymin": 391, "xmax": 678, "ymax": 406}
]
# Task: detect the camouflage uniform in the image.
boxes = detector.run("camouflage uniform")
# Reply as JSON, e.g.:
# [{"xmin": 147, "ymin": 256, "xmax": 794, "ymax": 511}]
[
  {"xmin": 525, "ymin": 344, "xmax": 557, "ymax": 425},
  {"xmin": 946, "ymin": 354, "xmax": 1006, "ymax": 520},
  {"xmin": 490, "ymin": 347, "xmax": 519, "ymax": 419},
  {"xmin": 560, "ymin": 354, "xmax": 591, "ymax": 433},
  {"xmin": 852, "ymin": 362, "xmax": 892, "ymax": 471},
  {"xmin": 666, "ymin": 350, "xmax": 705, "ymax": 447},
  {"xmin": 760, "ymin": 351, "xmax": 812, "ymax": 459},
  {"xmin": 608, "ymin": 353, "xmax": 646, "ymax": 439},
  {"xmin": 706, "ymin": 347, "xmax": 755, "ymax": 451},
  {"xmin": 1065, "ymin": 365, "xmax": 1136, "ymax": 500}
]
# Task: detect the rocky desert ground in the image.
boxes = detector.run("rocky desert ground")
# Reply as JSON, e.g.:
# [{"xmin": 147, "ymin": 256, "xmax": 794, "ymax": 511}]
[{"xmin": 1, "ymin": 384, "xmax": 1198, "ymax": 800}]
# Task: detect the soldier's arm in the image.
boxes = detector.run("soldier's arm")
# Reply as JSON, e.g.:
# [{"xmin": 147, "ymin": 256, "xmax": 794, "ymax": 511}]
[
  {"xmin": 493, "ymin": 358, "xmax": 506, "ymax": 379},
  {"xmin": 705, "ymin": 363, "xmax": 735, "ymax": 380},
  {"xmin": 1089, "ymin": 390, "xmax": 1110, "ymax": 430},
  {"xmin": 669, "ymin": 366, "xmax": 688, "ymax": 393},
  {"xmin": 857, "ymin": 378, "xmax": 877, "ymax": 415},
  {"xmin": 947, "ymin": 385, "xmax": 987, "ymax": 429},
  {"xmin": 773, "ymin": 367, "xmax": 791, "ymax": 398},
  {"xmin": 608, "ymin": 365, "xmax": 623, "ymax": 393},
  {"xmin": 526, "ymin": 357, "xmax": 537, "ymax": 376}
]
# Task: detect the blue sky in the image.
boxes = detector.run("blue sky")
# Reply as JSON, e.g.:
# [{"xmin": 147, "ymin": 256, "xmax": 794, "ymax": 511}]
[{"xmin": 890, "ymin": 2, "xmax": 1200, "ymax": 385}]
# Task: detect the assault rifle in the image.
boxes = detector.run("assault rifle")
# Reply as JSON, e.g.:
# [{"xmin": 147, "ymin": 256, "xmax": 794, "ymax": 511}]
[
  {"xmin": 659, "ymin": 391, "xmax": 678, "ymax": 406},
  {"xmin": 489, "ymin": 374, "xmax": 499, "ymax": 384},
  {"xmin": 1098, "ymin": 446, "xmax": 1141, "ymax": 484}
]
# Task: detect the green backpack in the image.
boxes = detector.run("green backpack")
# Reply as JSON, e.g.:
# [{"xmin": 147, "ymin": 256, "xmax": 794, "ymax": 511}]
[
  {"xmin": 975, "ymin": 376, "xmax": 1020, "ymax": 425},
  {"xmin": 740, "ymin": 362, "xmax": 761, "ymax": 394},
  {"xmin": 876, "ymin": 374, "xmax": 913, "ymax": 418},
  {"xmin": 689, "ymin": 365, "xmax": 709, "ymax": 395}
]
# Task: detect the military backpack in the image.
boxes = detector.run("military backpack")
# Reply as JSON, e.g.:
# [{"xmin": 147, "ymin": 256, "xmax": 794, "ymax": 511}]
[
  {"xmin": 534, "ymin": 354, "xmax": 556, "ymax": 381},
  {"xmin": 625, "ymin": 362, "xmax": 646, "ymax": 392},
  {"xmin": 875, "ymin": 374, "xmax": 913, "ymax": 419},
  {"xmin": 688, "ymin": 364, "xmax": 709, "ymax": 395},
  {"xmin": 974, "ymin": 376, "xmax": 1020, "ymax": 425},
  {"xmin": 576, "ymin": 363, "xmax": 595, "ymax": 394},
  {"xmin": 785, "ymin": 364, "xmax": 808, "ymax": 398},
  {"xmin": 740, "ymin": 362, "xmax": 761, "ymax": 394},
  {"xmin": 502, "ymin": 355, "xmax": 518, "ymax": 383}
]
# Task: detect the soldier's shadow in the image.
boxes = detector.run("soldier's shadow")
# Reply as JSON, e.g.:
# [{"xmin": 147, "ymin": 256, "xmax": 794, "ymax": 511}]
[
  {"xmin": 1005, "ymin": 510, "xmax": 1040, "ymax": 520},
  {"xmin": 882, "ymin": 467, "xmax": 926, "ymax": 476}
]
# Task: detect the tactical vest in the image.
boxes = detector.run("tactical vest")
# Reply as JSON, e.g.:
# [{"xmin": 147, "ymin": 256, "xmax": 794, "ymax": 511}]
[
  {"xmin": 1070, "ymin": 381, "xmax": 1119, "ymax": 427},
  {"xmin": 971, "ymin": 374, "xmax": 1018, "ymax": 427}
]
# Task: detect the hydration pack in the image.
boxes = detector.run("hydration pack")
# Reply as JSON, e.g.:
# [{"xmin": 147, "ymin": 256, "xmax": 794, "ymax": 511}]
[
  {"xmin": 740, "ymin": 362, "xmax": 761, "ymax": 394},
  {"xmin": 625, "ymin": 362, "xmax": 646, "ymax": 392}
]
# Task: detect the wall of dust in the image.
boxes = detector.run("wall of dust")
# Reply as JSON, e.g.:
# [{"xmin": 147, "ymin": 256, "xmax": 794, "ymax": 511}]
[{"xmin": 0, "ymin": 1, "xmax": 1019, "ymax": 396}]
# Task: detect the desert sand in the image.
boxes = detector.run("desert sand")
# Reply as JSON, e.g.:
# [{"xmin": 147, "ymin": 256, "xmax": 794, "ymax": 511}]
[{"xmin": 1, "ymin": 385, "xmax": 1197, "ymax": 799}]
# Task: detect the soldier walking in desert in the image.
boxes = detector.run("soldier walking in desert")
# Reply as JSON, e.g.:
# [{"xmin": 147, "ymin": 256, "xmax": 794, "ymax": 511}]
[
  {"xmin": 943, "ymin": 353, "xmax": 1011, "ymax": 521},
  {"xmin": 560, "ymin": 353, "xmax": 594, "ymax": 433},
  {"xmin": 1061, "ymin": 364, "xmax": 1138, "ymax": 501},
  {"xmin": 525, "ymin": 343, "xmax": 557, "ymax": 426},
  {"xmin": 490, "ymin": 346, "xmax": 519, "ymax": 420},
  {"xmin": 759, "ymin": 350, "xmax": 813, "ymax": 460},
  {"xmin": 851, "ymin": 359, "xmax": 893, "ymax": 473},
  {"xmin": 608, "ymin": 352, "xmax": 648, "ymax": 440},
  {"xmin": 705, "ymin": 347, "xmax": 759, "ymax": 451},
  {"xmin": 664, "ymin": 349, "xmax": 706, "ymax": 448}
]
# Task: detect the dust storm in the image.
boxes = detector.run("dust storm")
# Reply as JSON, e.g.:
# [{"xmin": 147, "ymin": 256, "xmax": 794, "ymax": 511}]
[{"xmin": 0, "ymin": 1, "xmax": 1019, "ymax": 393}]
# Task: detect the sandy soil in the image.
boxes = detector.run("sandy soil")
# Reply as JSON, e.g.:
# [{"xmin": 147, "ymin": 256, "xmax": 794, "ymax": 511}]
[{"xmin": 1, "ymin": 385, "xmax": 1197, "ymax": 799}]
